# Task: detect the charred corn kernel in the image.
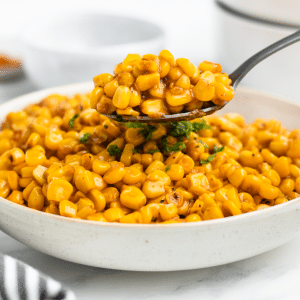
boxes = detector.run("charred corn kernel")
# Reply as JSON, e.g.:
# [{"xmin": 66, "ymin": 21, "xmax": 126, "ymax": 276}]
[
  {"xmin": 166, "ymin": 164, "xmax": 184, "ymax": 181},
  {"xmin": 186, "ymin": 214, "xmax": 202, "ymax": 222},
  {"xmin": 74, "ymin": 170, "xmax": 95, "ymax": 194},
  {"xmin": 103, "ymin": 162, "xmax": 126, "ymax": 184},
  {"xmin": 228, "ymin": 168, "xmax": 247, "ymax": 188},
  {"xmin": 28, "ymin": 186, "xmax": 44, "ymax": 211},
  {"xmin": 160, "ymin": 203, "xmax": 178, "ymax": 221},
  {"xmin": 240, "ymin": 175, "xmax": 262, "ymax": 195},
  {"xmin": 87, "ymin": 212, "xmax": 107, "ymax": 222},
  {"xmin": 59, "ymin": 200, "xmax": 77, "ymax": 218},
  {"xmin": 47, "ymin": 178, "xmax": 73, "ymax": 201},
  {"xmin": 120, "ymin": 144, "xmax": 135, "ymax": 167},
  {"xmin": 120, "ymin": 186, "xmax": 146, "ymax": 210},
  {"xmin": 92, "ymin": 160, "xmax": 111, "ymax": 175},
  {"xmin": 104, "ymin": 207, "xmax": 125, "ymax": 222},
  {"xmin": 87, "ymin": 189, "xmax": 106, "ymax": 212},
  {"xmin": 273, "ymin": 156, "xmax": 290, "ymax": 178},
  {"xmin": 203, "ymin": 205, "xmax": 224, "ymax": 220},
  {"xmin": 135, "ymin": 72, "xmax": 160, "ymax": 91},
  {"xmin": 159, "ymin": 50, "xmax": 176, "ymax": 67},
  {"xmin": 112, "ymin": 86, "xmax": 130, "ymax": 109},
  {"xmin": 279, "ymin": 179, "xmax": 295, "ymax": 195},
  {"xmin": 7, "ymin": 190, "xmax": 24, "ymax": 205},
  {"xmin": 222, "ymin": 200, "xmax": 242, "ymax": 217},
  {"xmin": 81, "ymin": 154, "xmax": 94, "ymax": 170}
]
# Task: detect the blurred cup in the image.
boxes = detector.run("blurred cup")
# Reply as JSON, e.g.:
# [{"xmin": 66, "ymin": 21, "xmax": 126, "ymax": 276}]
[{"xmin": 21, "ymin": 13, "xmax": 165, "ymax": 88}]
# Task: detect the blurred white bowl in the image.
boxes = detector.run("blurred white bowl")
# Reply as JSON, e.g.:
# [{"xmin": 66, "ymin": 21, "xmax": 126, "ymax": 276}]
[
  {"xmin": 215, "ymin": 0, "xmax": 300, "ymax": 104},
  {"xmin": 21, "ymin": 13, "xmax": 165, "ymax": 88}
]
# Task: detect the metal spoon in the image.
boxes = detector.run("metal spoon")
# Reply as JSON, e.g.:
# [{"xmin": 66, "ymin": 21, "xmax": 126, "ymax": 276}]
[{"xmin": 103, "ymin": 29, "xmax": 300, "ymax": 123}]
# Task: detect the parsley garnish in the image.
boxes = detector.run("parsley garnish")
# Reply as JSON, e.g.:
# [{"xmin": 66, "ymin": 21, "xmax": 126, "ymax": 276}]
[
  {"xmin": 115, "ymin": 115, "xmax": 124, "ymax": 122},
  {"xmin": 161, "ymin": 136, "xmax": 186, "ymax": 153},
  {"xmin": 79, "ymin": 133, "xmax": 90, "ymax": 144},
  {"xmin": 107, "ymin": 145, "xmax": 122, "ymax": 156},
  {"xmin": 168, "ymin": 120, "xmax": 210, "ymax": 139},
  {"xmin": 197, "ymin": 139, "xmax": 209, "ymax": 148},
  {"xmin": 68, "ymin": 114, "xmax": 79, "ymax": 128},
  {"xmin": 123, "ymin": 122, "xmax": 157, "ymax": 141},
  {"xmin": 132, "ymin": 149, "xmax": 138, "ymax": 154},
  {"xmin": 165, "ymin": 165, "xmax": 171, "ymax": 172},
  {"xmin": 200, "ymin": 145, "xmax": 224, "ymax": 165},
  {"xmin": 147, "ymin": 149, "xmax": 160, "ymax": 154}
]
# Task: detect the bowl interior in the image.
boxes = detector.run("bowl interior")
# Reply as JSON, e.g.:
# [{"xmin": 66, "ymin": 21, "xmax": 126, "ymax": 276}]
[{"xmin": 22, "ymin": 14, "xmax": 164, "ymax": 51}]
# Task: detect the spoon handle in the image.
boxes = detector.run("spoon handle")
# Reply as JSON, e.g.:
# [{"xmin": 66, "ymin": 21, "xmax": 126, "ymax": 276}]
[{"xmin": 229, "ymin": 29, "xmax": 300, "ymax": 88}]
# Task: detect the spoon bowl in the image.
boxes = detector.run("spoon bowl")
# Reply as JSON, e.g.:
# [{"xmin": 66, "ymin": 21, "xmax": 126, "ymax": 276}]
[{"xmin": 105, "ymin": 29, "xmax": 300, "ymax": 123}]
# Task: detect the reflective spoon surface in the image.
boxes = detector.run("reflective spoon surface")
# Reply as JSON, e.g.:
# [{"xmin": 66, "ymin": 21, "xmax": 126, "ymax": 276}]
[{"xmin": 103, "ymin": 29, "xmax": 300, "ymax": 123}]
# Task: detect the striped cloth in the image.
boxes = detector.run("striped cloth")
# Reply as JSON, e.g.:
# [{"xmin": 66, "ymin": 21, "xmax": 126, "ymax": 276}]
[{"xmin": 0, "ymin": 254, "xmax": 76, "ymax": 300}]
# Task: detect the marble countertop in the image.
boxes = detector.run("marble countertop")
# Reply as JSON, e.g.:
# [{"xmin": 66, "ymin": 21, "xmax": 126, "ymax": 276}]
[{"xmin": 1, "ymin": 229, "xmax": 300, "ymax": 300}]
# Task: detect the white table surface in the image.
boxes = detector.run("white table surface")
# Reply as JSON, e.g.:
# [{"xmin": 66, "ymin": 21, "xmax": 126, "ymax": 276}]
[{"xmin": 1, "ymin": 228, "xmax": 300, "ymax": 300}]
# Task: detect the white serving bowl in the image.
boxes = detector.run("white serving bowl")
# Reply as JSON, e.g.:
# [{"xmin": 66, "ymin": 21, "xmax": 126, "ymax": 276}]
[
  {"xmin": 21, "ymin": 14, "xmax": 165, "ymax": 88},
  {"xmin": 215, "ymin": 0, "xmax": 300, "ymax": 104},
  {"xmin": 0, "ymin": 83, "xmax": 300, "ymax": 271}
]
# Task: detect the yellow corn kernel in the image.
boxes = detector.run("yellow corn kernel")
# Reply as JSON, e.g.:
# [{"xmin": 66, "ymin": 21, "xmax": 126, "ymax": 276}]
[
  {"xmin": 287, "ymin": 139, "xmax": 300, "ymax": 158},
  {"xmin": 142, "ymin": 180, "xmax": 165, "ymax": 198},
  {"xmin": 129, "ymin": 87, "xmax": 141, "ymax": 107},
  {"xmin": 228, "ymin": 168, "xmax": 247, "ymax": 188},
  {"xmin": 136, "ymin": 59, "xmax": 159, "ymax": 72},
  {"xmin": 81, "ymin": 154, "xmax": 94, "ymax": 171},
  {"xmin": 273, "ymin": 156, "xmax": 290, "ymax": 178},
  {"xmin": 23, "ymin": 180, "xmax": 39, "ymax": 201},
  {"xmin": 90, "ymin": 87, "xmax": 104, "ymax": 109},
  {"xmin": 178, "ymin": 155, "xmax": 195, "ymax": 174},
  {"xmin": 279, "ymin": 178, "xmax": 295, "ymax": 195},
  {"xmin": 102, "ymin": 187, "xmax": 119, "ymax": 203},
  {"xmin": 25, "ymin": 148, "xmax": 46, "ymax": 166},
  {"xmin": 239, "ymin": 150, "xmax": 263, "ymax": 168},
  {"xmin": 20, "ymin": 166, "xmax": 35, "ymax": 178},
  {"xmin": 48, "ymin": 165, "xmax": 75, "ymax": 183},
  {"xmin": 159, "ymin": 203, "xmax": 178, "ymax": 221},
  {"xmin": 104, "ymin": 207, "xmax": 125, "ymax": 222},
  {"xmin": 165, "ymin": 89, "xmax": 192, "ymax": 106},
  {"xmin": 112, "ymin": 86, "xmax": 130, "ymax": 109},
  {"xmin": 103, "ymin": 162, "xmax": 126, "ymax": 184},
  {"xmin": 185, "ymin": 214, "xmax": 202, "ymax": 222},
  {"xmin": 145, "ymin": 160, "xmax": 165, "ymax": 175},
  {"xmin": 123, "ymin": 166, "xmax": 143, "ymax": 185},
  {"xmin": 93, "ymin": 73, "xmax": 114, "ymax": 87},
  {"xmin": 215, "ymin": 188, "xmax": 240, "ymax": 208},
  {"xmin": 192, "ymin": 78, "xmax": 215, "ymax": 101},
  {"xmin": 19, "ymin": 177, "xmax": 34, "ymax": 188},
  {"xmin": 176, "ymin": 58, "xmax": 196, "ymax": 77},
  {"xmin": 135, "ymin": 72, "xmax": 160, "ymax": 91},
  {"xmin": 88, "ymin": 189, "xmax": 106, "ymax": 212},
  {"xmin": 140, "ymin": 99, "xmax": 168, "ymax": 118},
  {"xmin": 7, "ymin": 190, "xmax": 24, "ymax": 205},
  {"xmin": 7, "ymin": 171, "xmax": 19, "ymax": 190},
  {"xmin": 87, "ymin": 212, "xmax": 107, "ymax": 222},
  {"xmin": 117, "ymin": 72, "xmax": 135, "ymax": 86},
  {"xmin": 240, "ymin": 175, "xmax": 262, "ymax": 195},
  {"xmin": 119, "ymin": 212, "xmax": 143, "ymax": 224},
  {"xmin": 92, "ymin": 160, "xmax": 111, "ymax": 176},
  {"xmin": 125, "ymin": 128, "xmax": 145, "ymax": 146},
  {"xmin": 222, "ymin": 200, "xmax": 242, "ymax": 217},
  {"xmin": 28, "ymin": 186, "xmax": 44, "ymax": 211},
  {"xmin": 256, "ymin": 204, "xmax": 270, "ymax": 210},
  {"xmin": 274, "ymin": 197, "xmax": 289, "ymax": 205},
  {"xmin": 147, "ymin": 170, "xmax": 171, "ymax": 185},
  {"xmin": 262, "ymin": 169, "xmax": 281, "ymax": 187},
  {"xmin": 212, "ymin": 82, "xmax": 234, "ymax": 101},
  {"xmin": 164, "ymin": 151, "xmax": 185, "ymax": 165},
  {"xmin": 199, "ymin": 61, "xmax": 222, "ymax": 73},
  {"xmin": 77, "ymin": 207, "xmax": 97, "ymax": 219},
  {"xmin": 32, "ymin": 165, "xmax": 47, "ymax": 185},
  {"xmin": 261, "ymin": 149, "xmax": 278, "ymax": 165},
  {"xmin": 76, "ymin": 198, "xmax": 95, "ymax": 211},
  {"xmin": 203, "ymin": 205, "xmax": 224, "ymax": 220},
  {"xmin": 74, "ymin": 170, "xmax": 96, "ymax": 194},
  {"xmin": 141, "ymin": 154, "xmax": 153, "ymax": 168},
  {"xmin": 186, "ymin": 173, "xmax": 210, "ymax": 195},
  {"xmin": 166, "ymin": 164, "xmax": 184, "ymax": 181},
  {"xmin": 120, "ymin": 144, "xmax": 135, "ymax": 167},
  {"xmin": 120, "ymin": 186, "xmax": 146, "ymax": 210},
  {"xmin": 159, "ymin": 50, "xmax": 176, "ymax": 67},
  {"xmin": 290, "ymin": 164, "xmax": 300, "ymax": 178},
  {"xmin": 295, "ymin": 177, "xmax": 300, "ymax": 194},
  {"xmin": 59, "ymin": 200, "xmax": 77, "ymax": 218},
  {"xmin": 47, "ymin": 178, "xmax": 73, "ymax": 201},
  {"xmin": 258, "ymin": 184, "xmax": 279, "ymax": 200},
  {"xmin": 206, "ymin": 174, "xmax": 223, "ymax": 191}
]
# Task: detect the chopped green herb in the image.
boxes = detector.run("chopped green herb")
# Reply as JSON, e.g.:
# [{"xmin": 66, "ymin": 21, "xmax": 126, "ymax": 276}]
[
  {"xmin": 168, "ymin": 120, "xmax": 210, "ymax": 139},
  {"xmin": 68, "ymin": 114, "xmax": 79, "ymax": 128},
  {"xmin": 161, "ymin": 136, "xmax": 186, "ymax": 153},
  {"xmin": 79, "ymin": 133, "xmax": 90, "ymax": 144},
  {"xmin": 165, "ymin": 165, "xmax": 171, "ymax": 172},
  {"xmin": 200, "ymin": 145, "xmax": 224, "ymax": 165},
  {"xmin": 107, "ymin": 145, "xmax": 122, "ymax": 156},
  {"xmin": 132, "ymin": 149, "xmax": 139, "ymax": 154},
  {"xmin": 123, "ymin": 122, "xmax": 157, "ymax": 141},
  {"xmin": 198, "ymin": 139, "xmax": 209, "ymax": 148},
  {"xmin": 196, "ymin": 145, "xmax": 200, "ymax": 148},
  {"xmin": 147, "ymin": 149, "xmax": 160, "ymax": 154}
]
